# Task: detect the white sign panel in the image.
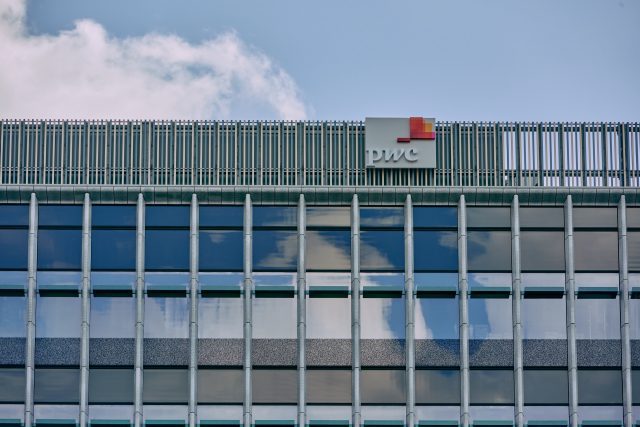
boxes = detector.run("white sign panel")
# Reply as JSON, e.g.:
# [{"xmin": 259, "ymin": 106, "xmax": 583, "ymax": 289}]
[{"xmin": 365, "ymin": 117, "xmax": 436, "ymax": 169}]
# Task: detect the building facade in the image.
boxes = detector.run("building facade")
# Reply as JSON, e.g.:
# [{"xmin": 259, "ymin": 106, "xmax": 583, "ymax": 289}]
[{"xmin": 0, "ymin": 120, "xmax": 639, "ymax": 427}]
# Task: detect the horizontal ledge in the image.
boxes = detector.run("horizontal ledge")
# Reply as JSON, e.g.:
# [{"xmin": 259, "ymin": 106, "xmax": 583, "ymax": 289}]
[
  {"xmin": 417, "ymin": 421, "xmax": 459, "ymax": 427},
  {"xmin": 308, "ymin": 285, "xmax": 350, "ymax": 298},
  {"xmin": 522, "ymin": 286, "xmax": 565, "ymax": 297},
  {"xmin": 89, "ymin": 421, "xmax": 132, "ymax": 426},
  {"xmin": 362, "ymin": 285, "xmax": 404, "ymax": 298},
  {"xmin": 525, "ymin": 422, "xmax": 569, "ymax": 427},
  {"xmin": 198, "ymin": 422, "xmax": 241, "ymax": 427},
  {"xmin": 576, "ymin": 286, "xmax": 619, "ymax": 298},
  {"xmin": 307, "ymin": 421, "xmax": 350, "ymax": 427}
]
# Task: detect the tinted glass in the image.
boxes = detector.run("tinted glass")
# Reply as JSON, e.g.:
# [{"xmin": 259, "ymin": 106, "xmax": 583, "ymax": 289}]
[
  {"xmin": 39, "ymin": 206, "xmax": 82, "ymax": 227},
  {"xmin": 252, "ymin": 369, "xmax": 297, "ymax": 404},
  {"xmin": 0, "ymin": 229, "xmax": 28, "ymax": 269},
  {"xmin": 253, "ymin": 207, "xmax": 296, "ymax": 228},
  {"xmin": 520, "ymin": 208, "xmax": 564, "ymax": 229},
  {"xmin": 416, "ymin": 297, "xmax": 459, "ymax": 339},
  {"xmin": 91, "ymin": 230, "xmax": 136, "ymax": 271},
  {"xmin": 469, "ymin": 297, "xmax": 512, "ymax": 339},
  {"xmin": 361, "ymin": 297, "xmax": 405, "ymax": 339},
  {"xmin": 253, "ymin": 297, "xmax": 296, "ymax": 338},
  {"xmin": 0, "ymin": 369, "xmax": 25, "ymax": 402},
  {"xmin": 573, "ymin": 208, "xmax": 617, "ymax": 228},
  {"xmin": 143, "ymin": 369, "xmax": 188, "ymax": 403},
  {"xmin": 197, "ymin": 369, "xmax": 243, "ymax": 404},
  {"xmin": 413, "ymin": 207, "xmax": 457, "ymax": 228},
  {"xmin": 306, "ymin": 370, "xmax": 351, "ymax": 404},
  {"xmin": 576, "ymin": 297, "xmax": 621, "ymax": 339},
  {"xmin": 34, "ymin": 369, "xmax": 80, "ymax": 403},
  {"xmin": 253, "ymin": 230, "xmax": 297, "ymax": 271},
  {"xmin": 307, "ymin": 207, "xmax": 350, "ymax": 228},
  {"xmin": 467, "ymin": 231, "xmax": 511, "ymax": 271},
  {"xmin": 414, "ymin": 231, "xmax": 458, "ymax": 271},
  {"xmin": 199, "ymin": 206, "xmax": 243, "ymax": 228},
  {"xmin": 145, "ymin": 230, "xmax": 189, "ymax": 271},
  {"xmin": 92, "ymin": 206, "xmax": 136, "ymax": 227},
  {"xmin": 307, "ymin": 297, "xmax": 351, "ymax": 339},
  {"xmin": 467, "ymin": 207, "xmax": 510, "ymax": 228},
  {"xmin": 144, "ymin": 295, "xmax": 188, "ymax": 338},
  {"xmin": 415, "ymin": 369, "xmax": 460, "ymax": 404},
  {"xmin": 360, "ymin": 230, "xmax": 404, "ymax": 271},
  {"xmin": 198, "ymin": 297, "xmax": 243, "ymax": 338},
  {"xmin": 523, "ymin": 370, "xmax": 568, "ymax": 405},
  {"xmin": 628, "ymin": 208, "xmax": 640, "ymax": 229},
  {"xmin": 629, "ymin": 232, "xmax": 640, "ymax": 272},
  {"xmin": 469, "ymin": 369, "xmax": 514, "ymax": 405},
  {"xmin": 577, "ymin": 370, "xmax": 622, "ymax": 405},
  {"xmin": 361, "ymin": 207, "xmax": 404, "ymax": 228},
  {"xmin": 631, "ymin": 299, "xmax": 640, "ymax": 340},
  {"xmin": 520, "ymin": 231, "xmax": 565, "ymax": 271},
  {"xmin": 38, "ymin": 230, "xmax": 82, "ymax": 270},
  {"xmin": 523, "ymin": 297, "xmax": 566, "ymax": 339},
  {"xmin": 633, "ymin": 370, "xmax": 639, "ymax": 405},
  {"xmin": 36, "ymin": 296, "xmax": 81, "ymax": 338},
  {"xmin": 89, "ymin": 369, "xmax": 134, "ymax": 404},
  {"xmin": 0, "ymin": 295, "xmax": 26, "ymax": 337},
  {"xmin": 574, "ymin": 232, "xmax": 618, "ymax": 271},
  {"xmin": 90, "ymin": 297, "xmax": 135, "ymax": 338},
  {"xmin": 199, "ymin": 230, "xmax": 243, "ymax": 271},
  {"xmin": 0, "ymin": 205, "xmax": 29, "ymax": 226},
  {"xmin": 361, "ymin": 369, "xmax": 405, "ymax": 404},
  {"xmin": 306, "ymin": 230, "xmax": 350, "ymax": 271},
  {"xmin": 146, "ymin": 206, "xmax": 189, "ymax": 227}
]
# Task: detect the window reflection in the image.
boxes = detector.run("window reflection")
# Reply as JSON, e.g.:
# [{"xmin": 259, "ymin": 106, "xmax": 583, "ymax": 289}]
[
  {"xmin": 360, "ymin": 231, "xmax": 404, "ymax": 271},
  {"xmin": 145, "ymin": 229, "xmax": 190, "ymax": 271},
  {"xmin": 576, "ymin": 298, "xmax": 621, "ymax": 339},
  {"xmin": 0, "ymin": 205, "xmax": 29, "ymax": 226},
  {"xmin": 307, "ymin": 207, "xmax": 350, "ymax": 228},
  {"xmin": 197, "ymin": 405, "xmax": 242, "ymax": 423},
  {"xmin": 198, "ymin": 297, "xmax": 242, "ymax": 338},
  {"xmin": 200, "ymin": 230, "xmax": 243, "ymax": 271},
  {"xmin": 361, "ymin": 297, "xmax": 404, "ymax": 339},
  {"xmin": 91, "ymin": 230, "xmax": 136, "ymax": 271},
  {"xmin": 253, "ymin": 230, "xmax": 297, "ymax": 271},
  {"xmin": 39, "ymin": 205, "xmax": 82, "ymax": 227},
  {"xmin": 253, "ymin": 274, "xmax": 296, "ymax": 339},
  {"xmin": 415, "ymin": 405, "xmax": 460, "ymax": 422},
  {"xmin": 523, "ymin": 406, "xmax": 568, "ymax": 423},
  {"xmin": 199, "ymin": 206, "xmax": 243, "ymax": 228},
  {"xmin": 361, "ymin": 369, "xmax": 405, "ymax": 404},
  {"xmin": 523, "ymin": 297, "xmax": 566, "ymax": 339},
  {"xmin": 36, "ymin": 273, "xmax": 81, "ymax": 338},
  {"xmin": 414, "ymin": 231, "xmax": 458, "ymax": 271},
  {"xmin": 254, "ymin": 207, "xmax": 297, "ymax": 228},
  {"xmin": 416, "ymin": 297, "xmax": 459, "ymax": 339},
  {"xmin": 146, "ymin": 206, "xmax": 190, "ymax": 227},
  {"xmin": 88, "ymin": 405, "xmax": 134, "ymax": 422},
  {"xmin": 467, "ymin": 207, "xmax": 510, "ymax": 228},
  {"xmin": 413, "ymin": 207, "xmax": 457, "ymax": 228},
  {"xmin": 577, "ymin": 369, "xmax": 622, "ymax": 405},
  {"xmin": 415, "ymin": 369, "xmax": 460, "ymax": 404},
  {"xmin": 469, "ymin": 297, "xmax": 512, "ymax": 340},
  {"xmin": 577, "ymin": 406, "xmax": 622, "ymax": 422},
  {"xmin": 520, "ymin": 207, "xmax": 564, "ymax": 229},
  {"xmin": 90, "ymin": 296, "xmax": 135, "ymax": 338},
  {"xmin": 0, "ymin": 229, "xmax": 28, "ymax": 269},
  {"xmin": 573, "ymin": 207, "xmax": 617, "ymax": 228},
  {"xmin": 574, "ymin": 231, "xmax": 618, "ymax": 271},
  {"xmin": 306, "ymin": 230, "xmax": 350, "ymax": 271},
  {"xmin": 0, "ymin": 296, "xmax": 26, "ymax": 337},
  {"xmin": 469, "ymin": 369, "xmax": 514, "ymax": 405},
  {"xmin": 360, "ymin": 207, "xmax": 404, "ymax": 228},
  {"xmin": 38, "ymin": 230, "xmax": 82, "ymax": 270},
  {"xmin": 467, "ymin": 231, "xmax": 511, "ymax": 272},
  {"xmin": 520, "ymin": 231, "xmax": 565, "ymax": 271},
  {"xmin": 92, "ymin": 205, "xmax": 136, "ymax": 227},
  {"xmin": 144, "ymin": 289, "xmax": 189, "ymax": 339},
  {"xmin": 307, "ymin": 297, "xmax": 350, "ymax": 339}
]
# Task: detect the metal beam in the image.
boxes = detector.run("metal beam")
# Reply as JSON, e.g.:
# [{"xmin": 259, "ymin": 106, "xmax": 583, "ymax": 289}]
[
  {"xmin": 511, "ymin": 195, "xmax": 524, "ymax": 427},
  {"xmin": 619, "ymin": 196, "xmax": 633, "ymax": 427},
  {"xmin": 458, "ymin": 195, "xmax": 470, "ymax": 427},
  {"xmin": 188, "ymin": 194, "xmax": 199, "ymax": 427},
  {"xmin": 24, "ymin": 193, "xmax": 38, "ymax": 427},
  {"xmin": 351, "ymin": 194, "xmax": 361, "ymax": 427},
  {"xmin": 405, "ymin": 194, "xmax": 415, "ymax": 427},
  {"xmin": 79, "ymin": 194, "xmax": 91, "ymax": 427},
  {"xmin": 297, "ymin": 194, "xmax": 307, "ymax": 427},
  {"xmin": 564, "ymin": 196, "xmax": 578, "ymax": 427},
  {"xmin": 134, "ymin": 194, "xmax": 145, "ymax": 427},
  {"xmin": 243, "ymin": 194, "xmax": 253, "ymax": 427}
]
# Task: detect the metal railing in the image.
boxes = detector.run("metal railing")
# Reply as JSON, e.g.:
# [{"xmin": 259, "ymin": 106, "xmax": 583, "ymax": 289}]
[{"xmin": 1, "ymin": 120, "xmax": 638, "ymax": 187}]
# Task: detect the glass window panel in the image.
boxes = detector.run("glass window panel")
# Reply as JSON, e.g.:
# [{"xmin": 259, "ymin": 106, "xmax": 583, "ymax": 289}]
[
  {"xmin": 469, "ymin": 297, "xmax": 513, "ymax": 339},
  {"xmin": 199, "ymin": 272, "xmax": 243, "ymax": 289},
  {"xmin": 307, "ymin": 272, "xmax": 350, "ymax": 288},
  {"xmin": 197, "ymin": 405, "xmax": 242, "ymax": 423},
  {"xmin": 89, "ymin": 369, "xmax": 134, "ymax": 404},
  {"xmin": 577, "ymin": 406, "xmax": 622, "ymax": 422},
  {"xmin": 253, "ymin": 230, "xmax": 297, "ymax": 272},
  {"xmin": 360, "ymin": 405, "xmax": 405, "ymax": 422},
  {"xmin": 36, "ymin": 295, "xmax": 81, "ymax": 338},
  {"xmin": 467, "ymin": 231, "xmax": 511, "ymax": 271},
  {"xmin": 0, "ymin": 369, "xmax": 25, "ymax": 403},
  {"xmin": 523, "ymin": 297, "xmax": 567, "ymax": 339},
  {"xmin": 307, "ymin": 207, "xmax": 350, "ymax": 228},
  {"xmin": 575, "ymin": 273, "xmax": 619, "ymax": 288},
  {"xmin": 253, "ymin": 297, "xmax": 296, "ymax": 339},
  {"xmin": 306, "ymin": 369, "xmax": 351, "ymax": 404},
  {"xmin": 415, "ymin": 272, "xmax": 458, "ymax": 290},
  {"xmin": 360, "ymin": 207, "xmax": 404, "ymax": 229},
  {"xmin": 143, "ymin": 369, "xmax": 188, "ymax": 404},
  {"xmin": 628, "ymin": 208, "xmax": 640, "ymax": 229},
  {"xmin": 0, "ymin": 295, "xmax": 26, "ymax": 337},
  {"xmin": 253, "ymin": 272, "xmax": 296, "ymax": 289},
  {"xmin": 307, "ymin": 297, "xmax": 350, "ymax": 339},
  {"xmin": 199, "ymin": 206, "xmax": 243, "ymax": 228},
  {"xmin": 521, "ymin": 231, "xmax": 565, "ymax": 271},
  {"xmin": 88, "ymin": 405, "xmax": 134, "ymax": 422},
  {"xmin": 91, "ymin": 230, "xmax": 136, "ymax": 271},
  {"xmin": 91, "ymin": 271, "xmax": 136, "ymax": 291},
  {"xmin": 90, "ymin": 296, "xmax": 135, "ymax": 338},
  {"xmin": 145, "ymin": 230, "xmax": 189, "ymax": 271},
  {"xmin": 144, "ymin": 294, "xmax": 189, "ymax": 339},
  {"xmin": 415, "ymin": 297, "xmax": 459, "ymax": 339},
  {"xmin": 0, "ymin": 205, "xmax": 29, "ymax": 226},
  {"xmin": 415, "ymin": 406, "xmax": 460, "ymax": 422},
  {"xmin": 413, "ymin": 207, "xmax": 457, "ymax": 228},
  {"xmin": 577, "ymin": 370, "xmax": 622, "ymax": 405},
  {"xmin": 469, "ymin": 406, "xmax": 514, "ymax": 422},
  {"xmin": 306, "ymin": 406, "xmax": 351, "ymax": 422},
  {"xmin": 252, "ymin": 369, "xmax": 297, "ymax": 404},
  {"xmin": 199, "ymin": 230, "xmax": 243, "ymax": 271},
  {"xmin": 197, "ymin": 369, "xmax": 243, "ymax": 404},
  {"xmin": 631, "ymin": 298, "xmax": 640, "ymax": 340},
  {"xmin": 468, "ymin": 272, "xmax": 511, "ymax": 290},
  {"xmin": 198, "ymin": 297, "xmax": 243, "ymax": 338},
  {"xmin": 469, "ymin": 369, "xmax": 514, "ymax": 405},
  {"xmin": 574, "ymin": 232, "xmax": 618, "ymax": 271},
  {"xmin": 253, "ymin": 207, "xmax": 297, "ymax": 228},
  {"xmin": 414, "ymin": 231, "xmax": 458, "ymax": 271},
  {"xmin": 0, "ymin": 403, "xmax": 24, "ymax": 419},
  {"xmin": 361, "ymin": 298, "xmax": 405, "ymax": 339},
  {"xmin": 34, "ymin": 369, "xmax": 80, "ymax": 403},
  {"xmin": 629, "ymin": 232, "xmax": 640, "ymax": 272},
  {"xmin": 523, "ymin": 369, "xmax": 568, "ymax": 405},
  {"xmin": 0, "ymin": 229, "xmax": 28, "ymax": 269},
  {"xmin": 143, "ymin": 405, "xmax": 187, "ymax": 422},
  {"xmin": 34, "ymin": 404, "xmax": 79, "ymax": 421},
  {"xmin": 92, "ymin": 206, "xmax": 136, "ymax": 228},
  {"xmin": 39, "ymin": 206, "xmax": 82, "ymax": 227},
  {"xmin": 521, "ymin": 273, "xmax": 565, "ymax": 288},
  {"xmin": 520, "ymin": 208, "xmax": 564, "ymax": 229},
  {"xmin": 632, "ymin": 370, "xmax": 639, "ymax": 405},
  {"xmin": 252, "ymin": 405, "xmax": 297, "ymax": 421},
  {"xmin": 573, "ymin": 208, "xmax": 617, "ymax": 228},
  {"xmin": 415, "ymin": 369, "xmax": 460, "ymax": 404},
  {"xmin": 576, "ymin": 297, "xmax": 621, "ymax": 339},
  {"xmin": 361, "ymin": 369, "xmax": 406, "ymax": 404},
  {"xmin": 467, "ymin": 207, "xmax": 510, "ymax": 228},
  {"xmin": 360, "ymin": 230, "xmax": 404, "ymax": 271},
  {"xmin": 523, "ymin": 406, "xmax": 569, "ymax": 423},
  {"xmin": 146, "ymin": 206, "xmax": 189, "ymax": 227},
  {"xmin": 306, "ymin": 230, "xmax": 350, "ymax": 271},
  {"xmin": 38, "ymin": 230, "xmax": 82, "ymax": 270}
]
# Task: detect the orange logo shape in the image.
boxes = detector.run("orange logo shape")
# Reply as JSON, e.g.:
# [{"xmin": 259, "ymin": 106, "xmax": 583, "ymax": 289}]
[{"xmin": 397, "ymin": 117, "xmax": 436, "ymax": 143}]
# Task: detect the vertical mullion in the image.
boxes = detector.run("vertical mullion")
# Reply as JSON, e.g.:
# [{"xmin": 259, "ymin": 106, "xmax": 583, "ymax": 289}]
[
  {"xmin": 458, "ymin": 195, "xmax": 470, "ymax": 427},
  {"xmin": 619, "ymin": 196, "xmax": 633, "ymax": 427},
  {"xmin": 297, "ymin": 195, "xmax": 306, "ymax": 427},
  {"xmin": 565, "ymin": 196, "xmax": 578, "ymax": 427},
  {"xmin": 188, "ymin": 194, "xmax": 199, "ymax": 427},
  {"xmin": 79, "ymin": 194, "xmax": 91, "ymax": 427},
  {"xmin": 243, "ymin": 194, "xmax": 253, "ymax": 427},
  {"xmin": 351, "ymin": 194, "xmax": 361, "ymax": 427},
  {"xmin": 405, "ymin": 195, "xmax": 415, "ymax": 427},
  {"xmin": 134, "ymin": 194, "xmax": 145, "ymax": 427},
  {"xmin": 511, "ymin": 195, "xmax": 524, "ymax": 427},
  {"xmin": 24, "ymin": 193, "xmax": 38, "ymax": 427}
]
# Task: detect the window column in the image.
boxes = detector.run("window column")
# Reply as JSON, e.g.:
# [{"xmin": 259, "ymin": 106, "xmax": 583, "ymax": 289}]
[
  {"xmin": 405, "ymin": 195, "xmax": 415, "ymax": 427},
  {"xmin": 458, "ymin": 195, "xmax": 469, "ymax": 427},
  {"xmin": 297, "ymin": 195, "xmax": 307, "ymax": 427},
  {"xmin": 243, "ymin": 194, "xmax": 252, "ymax": 427},
  {"xmin": 512, "ymin": 195, "xmax": 524, "ymax": 427},
  {"xmin": 134, "ymin": 194, "xmax": 145, "ymax": 427},
  {"xmin": 25, "ymin": 194, "xmax": 38, "ymax": 427},
  {"xmin": 79, "ymin": 194, "xmax": 91, "ymax": 427},
  {"xmin": 189, "ymin": 194, "xmax": 199, "ymax": 427},
  {"xmin": 351, "ymin": 195, "xmax": 360, "ymax": 427},
  {"xmin": 620, "ymin": 196, "xmax": 633, "ymax": 427},
  {"xmin": 565, "ymin": 196, "xmax": 578, "ymax": 427}
]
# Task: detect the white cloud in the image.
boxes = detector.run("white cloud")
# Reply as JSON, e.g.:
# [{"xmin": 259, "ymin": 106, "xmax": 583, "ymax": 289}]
[{"xmin": 0, "ymin": 0, "xmax": 308, "ymax": 120}]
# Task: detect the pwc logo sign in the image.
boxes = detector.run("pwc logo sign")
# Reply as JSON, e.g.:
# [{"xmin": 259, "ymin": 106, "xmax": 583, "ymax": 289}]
[{"xmin": 365, "ymin": 117, "xmax": 437, "ymax": 168}]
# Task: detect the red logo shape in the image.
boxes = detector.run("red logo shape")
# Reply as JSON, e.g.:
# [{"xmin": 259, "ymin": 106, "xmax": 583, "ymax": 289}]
[{"xmin": 397, "ymin": 117, "xmax": 436, "ymax": 143}]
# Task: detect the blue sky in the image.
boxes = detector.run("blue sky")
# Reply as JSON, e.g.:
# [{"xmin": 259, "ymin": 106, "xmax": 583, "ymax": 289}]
[{"xmin": 11, "ymin": 0, "xmax": 640, "ymax": 121}]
